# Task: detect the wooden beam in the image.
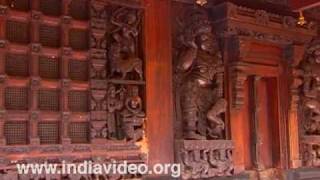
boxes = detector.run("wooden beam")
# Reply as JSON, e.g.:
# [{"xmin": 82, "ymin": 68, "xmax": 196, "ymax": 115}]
[{"xmin": 289, "ymin": 0, "xmax": 320, "ymax": 11}]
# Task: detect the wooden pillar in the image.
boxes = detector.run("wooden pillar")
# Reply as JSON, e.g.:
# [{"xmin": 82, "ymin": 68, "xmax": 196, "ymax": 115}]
[
  {"xmin": 143, "ymin": 0, "xmax": 174, "ymax": 166},
  {"xmin": 225, "ymin": 36, "xmax": 248, "ymax": 173},
  {"xmin": 287, "ymin": 45, "xmax": 305, "ymax": 168}
]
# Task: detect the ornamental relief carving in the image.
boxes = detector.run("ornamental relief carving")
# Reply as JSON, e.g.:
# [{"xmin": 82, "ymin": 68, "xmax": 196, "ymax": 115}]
[
  {"xmin": 299, "ymin": 38, "xmax": 320, "ymax": 137},
  {"xmin": 173, "ymin": 8, "xmax": 233, "ymax": 179},
  {"xmin": 297, "ymin": 38, "xmax": 320, "ymax": 167},
  {"xmin": 89, "ymin": 3, "xmax": 146, "ymax": 145},
  {"xmin": 175, "ymin": 9, "xmax": 226, "ymax": 141}
]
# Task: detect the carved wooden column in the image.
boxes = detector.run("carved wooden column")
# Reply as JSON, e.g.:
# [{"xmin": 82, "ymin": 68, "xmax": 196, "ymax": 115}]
[
  {"xmin": 144, "ymin": 0, "xmax": 174, "ymax": 167},
  {"xmin": 224, "ymin": 36, "xmax": 248, "ymax": 173},
  {"xmin": 89, "ymin": 1, "xmax": 108, "ymax": 143}
]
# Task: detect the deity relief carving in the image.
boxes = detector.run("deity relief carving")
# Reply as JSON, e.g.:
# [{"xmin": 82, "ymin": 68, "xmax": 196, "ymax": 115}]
[
  {"xmin": 106, "ymin": 84, "xmax": 145, "ymax": 142},
  {"xmin": 300, "ymin": 38, "xmax": 320, "ymax": 136},
  {"xmin": 174, "ymin": 9, "xmax": 233, "ymax": 179},
  {"xmin": 108, "ymin": 7, "xmax": 143, "ymax": 80},
  {"xmin": 298, "ymin": 38, "xmax": 320, "ymax": 166},
  {"xmin": 302, "ymin": 143, "xmax": 320, "ymax": 167},
  {"xmin": 175, "ymin": 10, "xmax": 226, "ymax": 140}
]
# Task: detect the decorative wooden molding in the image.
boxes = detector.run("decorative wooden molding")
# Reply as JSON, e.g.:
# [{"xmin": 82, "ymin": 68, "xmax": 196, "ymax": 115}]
[
  {"xmin": 229, "ymin": 62, "xmax": 248, "ymax": 109},
  {"xmin": 211, "ymin": 2, "xmax": 318, "ymax": 45},
  {"xmin": 176, "ymin": 140, "xmax": 234, "ymax": 180}
]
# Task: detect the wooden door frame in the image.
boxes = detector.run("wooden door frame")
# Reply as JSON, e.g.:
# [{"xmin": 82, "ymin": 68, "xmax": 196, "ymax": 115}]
[{"xmin": 225, "ymin": 37, "xmax": 291, "ymax": 172}]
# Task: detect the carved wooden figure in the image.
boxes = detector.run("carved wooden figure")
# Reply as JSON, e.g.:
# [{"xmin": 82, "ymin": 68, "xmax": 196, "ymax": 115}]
[
  {"xmin": 174, "ymin": 7, "xmax": 234, "ymax": 179},
  {"xmin": 298, "ymin": 38, "xmax": 320, "ymax": 167},
  {"xmin": 175, "ymin": 9, "xmax": 226, "ymax": 140}
]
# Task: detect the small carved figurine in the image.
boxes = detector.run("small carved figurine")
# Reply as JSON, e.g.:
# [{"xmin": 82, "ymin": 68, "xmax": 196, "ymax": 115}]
[
  {"xmin": 107, "ymin": 84, "xmax": 124, "ymax": 139},
  {"xmin": 121, "ymin": 86, "xmax": 145, "ymax": 142}
]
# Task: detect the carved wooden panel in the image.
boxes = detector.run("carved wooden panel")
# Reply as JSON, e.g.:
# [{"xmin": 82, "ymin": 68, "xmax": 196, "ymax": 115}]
[
  {"xmin": 297, "ymin": 38, "xmax": 320, "ymax": 167},
  {"xmin": 38, "ymin": 89, "xmax": 60, "ymax": 111},
  {"xmin": 69, "ymin": 0, "xmax": 89, "ymax": 20},
  {"xmin": 38, "ymin": 122, "xmax": 60, "ymax": 144},
  {"xmin": 39, "ymin": 56, "xmax": 60, "ymax": 79},
  {"xmin": 5, "ymin": 87, "xmax": 29, "ymax": 110},
  {"xmin": 7, "ymin": 0, "xmax": 30, "ymax": 11},
  {"xmin": 69, "ymin": 59, "xmax": 88, "ymax": 81},
  {"xmin": 0, "ymin": 0, "xmax": 146, "ymax": 175},
  {"xmin": 39, "ymin": 25, "xmax": 61, "ymax": 47},
  {"xmin": 86, "ymin": 2, "xmax": 146, "ymax": 147},
  {"xmin": 4, "ymin": 121, "xmax": 28, "ymax": 145},
  {"xmin": 5, "ymin": 53, "xmax": 29, "ymax": 77},
  {"xmin": 69, "ymin": 29, "xmax": 88, "ymax": 50},
  {"xmin": 6, "ymin": 20, "xmax": 30, "ymax": 44},
  {"xmin": 39, "ymin": 0, "xmax": 62, "ymax": 16},
  {"xmin": 69, "ymin": 122, "xmax": 89, "ymax": 143},
  {"xmin": 68, "ymin": 90, "xmax": 88, "ymax": 112},
  {"xmin": 173, "ymin": 5, "xmax": 232, "ymax": 179}
]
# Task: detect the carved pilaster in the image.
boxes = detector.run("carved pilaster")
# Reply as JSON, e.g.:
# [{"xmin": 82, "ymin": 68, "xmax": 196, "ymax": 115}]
[
  {"xmin": 31, "ymin": 11, "xmax": 42, "ymax": 42},
  {"xmin": 61, "ymin": 47, "xmax": 72, "ymax": 79},
  {"xmin": 61, "ymin": 112, "xmax": 71, "ymax": 145},
  {"xmin": 0, "ymin": 75, "xmax": 7, "ymax": 110},
  {"xmin": 30, "ymin": 77, "xmax": 40, "ymax": 111},
  {"xmin": 89, "ymin": 1, "xmax": 108, "ymax": 143},
  {"xmin": 61, "ymin": 79, "xmax": 71, "ymax": 112},
  {"xmin": 29, "ymin": 111, "xmax": 40, "ymax": 145},
  {"xmin": 229, "ymin": 62, "xmax": 248, "ymax": 110},
  {"xmin": 0, "ymin": 40, "xmax": 7, "ymax": 74},
  {"xmin": 0, "ymin": 5, "xmax": 8, "ymax": 40},
  {"xmin": 30, "ymin": 43, "xmax": 41, "ymax": 77},
  {"xmin": 0, "ymin": 76, "xmax": 6, "ymax": 145},
  {"xmin": 61, "ymin": 16, "xmax": 71, "ymax": 47}
]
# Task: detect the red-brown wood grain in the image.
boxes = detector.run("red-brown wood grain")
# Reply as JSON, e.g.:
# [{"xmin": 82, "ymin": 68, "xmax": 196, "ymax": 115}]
[{"xmin": 143, "ymin": 0, "xmax": 174, "ymax": 166}]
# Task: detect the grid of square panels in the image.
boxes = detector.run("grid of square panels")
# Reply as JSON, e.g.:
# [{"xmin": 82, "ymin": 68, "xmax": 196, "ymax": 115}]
[
  {"xmin": 38, "ymin": 122, "xmax": 60, "ymax": 144},
  {"xmin": 38, "ymin": 89, "xmax": 60, "ymax": 111},
  {"xmin": 5, "ymin": 87, "xmax": 29, "ymax": 110},
  {"xmin": 2, "ymin": 0, "xmax": 91, "ymax": 146},
  {"xmin": 69, "ymin": 122, "xmax": 89, "ymax": 143},
  {"xmin": 68, "ymin": 90, "xmax": 89, "ymax": 112},
  {"xmin": 4, "ymin": 121, "xmax": 28, "ymax": 145}
]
